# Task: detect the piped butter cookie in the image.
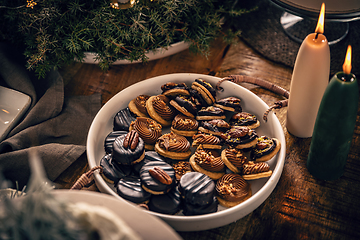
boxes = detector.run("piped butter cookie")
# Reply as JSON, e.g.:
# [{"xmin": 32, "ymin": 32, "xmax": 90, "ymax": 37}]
[
  {"xmin": 215, "ymin": 173, "xmax": 252, "ymax": 208},
  {"xmin": 171, "ymin": 114, "xmax": 198, "ymax": 137},
  {"xmin": 128, "ymin": 95, "xmax": 150, "ymax": 117},
  {"xmin": 129, "ymin": 117, "xmax": 162, "ymax": 150},
  {"xmin": 192, "ymin": 132, "xmax": 223, "ymax": 149},
  {"xmin": 220, "ymin": 147, "xmax": 248, "ymax": 173},
  {"xmin": 242, "ymin": 161, "xmax": 272, "ymax": 180},
  {"xmin": 146, "ymin": 95, "xmax": 176, "ymax": 126},
  {"xmin": 155, "ymin": 132, "xmax": 192, "ymax": 160}
]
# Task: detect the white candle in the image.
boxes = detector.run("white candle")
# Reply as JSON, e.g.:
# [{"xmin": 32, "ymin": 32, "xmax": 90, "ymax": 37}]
[{"xmin": 286, "ymin": 3, "xmax": 330, "ymax": 138}]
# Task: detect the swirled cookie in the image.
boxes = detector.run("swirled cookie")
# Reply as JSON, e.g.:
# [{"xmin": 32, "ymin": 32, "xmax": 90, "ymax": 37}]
[
  {"xmin": 171, "ymin": 114, "xmax": 198, "ymax": 137},
  {"xmin": 215, "ymin": 173, "xmax": 252, "ymax": 208},
  {"xmin": 129, "ymin": 117, "xmax": 162, "ymax": 150},
  {"xmin": 189, "ymin": 145, "xmax": 225, "ymax": 180},
  {"xmin": 220, "ymin": 147, "xmax": 248, "ymax": 173},
  {"xmin": 214, "ymin": 97, "xmax": 242, "ymax": 112},
  {"xmin": 155, "ymin": 132, "xmax": 192, "ymax": 160},
  {"xmin": 146, "ymin": 95, "xmax": 176, "ymax": 126},
  {"xmin": 192, "ymin": 132, "xmax": 223, "ymax": 149},
  {"xmin": 128, "ymin": 95, "xmax": 150, "ymax": 117},
  {"xmin": 242, "ymin": 161, "xmax": 272, "ymax": 180}
]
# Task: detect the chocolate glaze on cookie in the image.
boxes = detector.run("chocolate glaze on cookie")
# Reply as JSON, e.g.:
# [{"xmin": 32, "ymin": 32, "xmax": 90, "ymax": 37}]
[
  {"xmin": 182, "ymin": 196, "xmax": 218, "ymax": 216},
  {"xmin": 214, "ymin": 97, "xmax": 242, "ymax": 112},
  {"xmin": 140, "ymin": 161, "xmax": 176, "ymax": 194},
  {"xmin": 104, "ymin": 131, "xmax": 128, "ymax": 154},
  {"xmin": 178, "ymin": 172, "xmax": 215, "ymax": 206},
  {"xmin": 113, "ymin": 107, "xmax": 136, "ymax": 131},
  {"xmin": 100, "ymin": 154, "xmax": 132, "ymax": 184},
  {"xmin": 148, "ymin": 186, "xmax": 182, "ymax": 215},
  {"xmin": 112, "ymin": 131, "xmax": 145, "ymax": 165},
  {"xmin": 116, "ymin": 176, "xmax": 151, "ymax": 204},
  {"xmin": 133, "ymin": 151, "xmax": 168, "ymax": 174}
]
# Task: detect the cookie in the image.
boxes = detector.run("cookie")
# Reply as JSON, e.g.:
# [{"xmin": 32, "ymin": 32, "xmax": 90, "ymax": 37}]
[
  {"xmin": 112, "ymin": 130, "xmax": 145, "ymax": 165},
  {"xmin": 169, "ymin": 95, "xmax": 198, "ymax": 118},
  {"xmin": 191, "ymin": 79, "xmax": 216, "ymax": 105},
  {"xmin": 113, "ymin": 107, "xmax": 136, "ymax": 131},
  {"xmin": 242, "ymin": 161, "xmax": 272, "ymax": 180},
  {"xmin": 148, "ymin": 186, "xmax": 182, "ymax": 215},
  {"xmin": 220, "ymin": 147, "xmax": 248, "ymax": 173},
  {"xmin": 198, "ymin": 119, "xmax": 230, "ymax": 136},
  {"xmin": 172, "ymin": 161, "xmax": 192, "ymax": 181},
  {"xmin": 229, "ymin": 112, "xmax": 260, "ymax": 129},
  {"xmin": 196, "ymin": 106, "xmax": 226, "ymax": 121},
  {"xmin": 155, "ymin": 132, "xmax": 192, "ymax": 160},
  {"xmin": 100, "ymin": 154, "xmax": 133, "ymax": 184},
  {"xmin": 221, "ymin": 126, "xmax": 258, "ymax": 149},
  {"xmin": 129, "ymin": 117, "xmax": 162, "ymax": 150},
  {"xmin": 104, "ymin": 131, "xmax": 128, "ymax": 154},
  {"xmin": 128, "ymin": 95, "xmax": 150, "ymax": 117},
  {"xmin": 182, "ymin": 196, "xmax": 218, "ymax": 216},
  {"xmin": 215, "ymin": 173, "xmax": 252, "ymax": 208},
  {"xmin": 161, "ymin": 82, "xmax": 190, "ymax": 97},
  {"xmin": 178, "ymin": 172, "xmax": 215, "ymax": 206},
  {"xmin": 146, "ymin": 95, "xmax": 176, "ymax": 126},
  {"xmin": 140, "ymin": 161, "xmax": 176, "ymax": 195},
  {"xmin": 189, "ymin": 145, "xmax": 225, "ymax": 180},
  {"xmin": 116, "ymin": 176, "xmax": 151, "ymax": 204},
  {"xmin": 171, "ymin": 114, "xmax": 198, "ymax": 137},
  {"xmin": 132, "ymin": 151, "xmax": 168, "ymax": 175},
  {"xmin": 250, "ymin": 136, "xmax": 281, "ymax": 162},
  {"xmin": 192, "ymin": 132, "xmax": 223, "ymax": 149},
  {"xmin": 214, "ymin": 97, "xmax": 242, "ymax": 112}
]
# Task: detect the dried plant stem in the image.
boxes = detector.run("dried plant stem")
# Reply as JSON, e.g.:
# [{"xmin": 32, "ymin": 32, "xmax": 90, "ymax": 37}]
[{"xmin": 216, "ymin": 75, "xmax": 289, "ymax": 121}]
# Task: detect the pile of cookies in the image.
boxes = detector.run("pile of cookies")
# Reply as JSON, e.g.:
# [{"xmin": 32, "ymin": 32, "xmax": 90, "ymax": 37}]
[{"xmin": 100, "ymin": 79, "xmax": 281, "ymax": 215}]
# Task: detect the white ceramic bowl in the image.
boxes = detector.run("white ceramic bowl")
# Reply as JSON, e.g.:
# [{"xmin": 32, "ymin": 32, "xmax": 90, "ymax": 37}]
[{"xmin": 87, "ymin": 73, "xmax": 286, "ymax": 231}]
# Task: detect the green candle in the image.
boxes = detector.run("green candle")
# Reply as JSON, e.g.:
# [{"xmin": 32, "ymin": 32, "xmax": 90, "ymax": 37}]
[{"xmin": 307, "ymin": 46, "xmax": 359, "ymax": 180}]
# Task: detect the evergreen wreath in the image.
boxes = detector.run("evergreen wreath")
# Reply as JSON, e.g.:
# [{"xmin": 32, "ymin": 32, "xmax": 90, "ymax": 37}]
[{"xmin": 0, "ymin": 0, "xmax": 253, "ymax": 78}]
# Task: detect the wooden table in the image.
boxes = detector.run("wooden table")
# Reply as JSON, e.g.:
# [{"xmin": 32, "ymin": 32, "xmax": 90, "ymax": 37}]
[{"xmin": 56, "ymin": 36, "xmax": 360, "ymax": 239}]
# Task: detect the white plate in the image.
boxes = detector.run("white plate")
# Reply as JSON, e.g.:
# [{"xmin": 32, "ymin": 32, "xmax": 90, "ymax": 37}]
[
  {"xmin": 0, "ymin": 86, "xmax": 31, "ymax": 142},
  {"xmin": 87, "ymin": 73, "xmax": 286, "ymax": 231},
  {"xmin": 83, "ymin": 41, "xmax": 190, "ymax": 65},
  {"xmin": 51, "ymin": 190, "xmax": 182, "ymax": 240}
]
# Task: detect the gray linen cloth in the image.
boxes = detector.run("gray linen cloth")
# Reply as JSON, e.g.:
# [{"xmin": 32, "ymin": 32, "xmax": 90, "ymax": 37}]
[{"xmin": 0, "ymin": 43, "xmax": 101, "ymax": 187}]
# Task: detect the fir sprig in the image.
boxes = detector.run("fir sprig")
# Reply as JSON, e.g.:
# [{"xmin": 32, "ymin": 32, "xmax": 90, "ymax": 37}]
[{"xmin": 0, "ymin": 0, "xmax": 255, "ymax": 78}]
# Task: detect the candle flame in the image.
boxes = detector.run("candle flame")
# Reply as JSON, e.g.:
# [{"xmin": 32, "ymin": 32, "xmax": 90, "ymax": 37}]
[
  {"xmin": 342, "ymin": 45, "xmax": 352, "ymax": 74},
  {"xmin": 315, "ymin": 3, "xmax": 325, "ymax": 34}
]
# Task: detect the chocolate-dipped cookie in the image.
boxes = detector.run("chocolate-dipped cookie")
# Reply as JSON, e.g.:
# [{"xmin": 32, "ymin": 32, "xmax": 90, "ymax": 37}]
[
  {"xmin": 128, "ymin": 95, "xmax": 150, "ymax": 117},
  {"xmin": 221, "ymin": 147, "xmax": 248, "ymax": 173},
  {"xmin": 178, "ymin": 172, "xmax": 215, "ymax": 206},
  {"xmin": 100, "ymin": 154, "xmax": 132, "ymax": 184},
  {"xmin": 214, "ymin": 97, "xmax": 242, "ymax": 112},
  {"xmin": 182, "ymin": 196, "xmax": 218, "ymax": 216},
  {"xmin": 189, "ymin": 145, "xmax": 225, "ymax": 180},
  {"xmin": 113, "ymin": 107, "xmax": 136, "ymax": 131},
  {"xmin": 112, "ymin": 130, "xmax": 145, "ymax": 165},
  {"xmin": 155, "ymin": 132, "xmax": 192, "ymax": 160},
  {"xmin": 148, "ymin": 186, "xmax": 182, "ymax": 215},
  {"xmin": 196, "ymin": 106, "xmax": 226, "ymax": 121},
  {"xmin": 146, "ymin": 95, "xmax": 176, "ymax": 126},
  {"xmin": 189, "ymin": 88, "xmax": 208, "ymax": 108},
  {"xmin": 170, "ymin": 95, "xmax": 198, "ymax": 118},
  {"xmin": 116, "ymin": 176, "xmax": 151, "ymax": 204},
  {"xmin": 198, "ymin": 119, "xmax": 230, "ymax": 136},
  {"xmin": 250, "ymin": 136, "xmax": 281, "ymax": 162},
  {"xmin": 133, "ymin": 151, "xmax": 168, "ymax": 174},
  {"xmin": 221, "ymin": 126, "xmax": 258, "ymax": 149},
  {"xmin": 139, "ymin": 161, "xmax": 175, "ymax": 195},
  {"xmin": 161, "ymin": 82, "xmax": 190, "ymax": 97},
  {"xmin": 215, "ymin": 173, "xmax": 252, "ymax": 208},
  {"xmin": 242, "ymin": 161, "xmax": 272, "ymax": 180},
  {"xmin": 191, "ymin": 79, "xmax": 216, "ymax": 105},
  {"xmin": 192, "ymin": 132, "xmax": 223, "ymax": 149},
  {"xmin": 104, "ymin": 131, "xmax": 128, "ymax": 154},
  {"xmin": 129, "ymin": 117, "xmax": 162, "ymax": 150},
  {"xmin": 171, "ymin": 114, "xmax": 198, "ymax": 137},
  {"xmin": 229, "ymin": 112, "xmax": 260, "ymax": 129}
]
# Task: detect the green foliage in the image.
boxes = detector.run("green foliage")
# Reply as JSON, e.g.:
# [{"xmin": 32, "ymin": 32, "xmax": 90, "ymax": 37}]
[{"xmin": 0, "ymin": 0, "xmax": 253, "ymax": 78}]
